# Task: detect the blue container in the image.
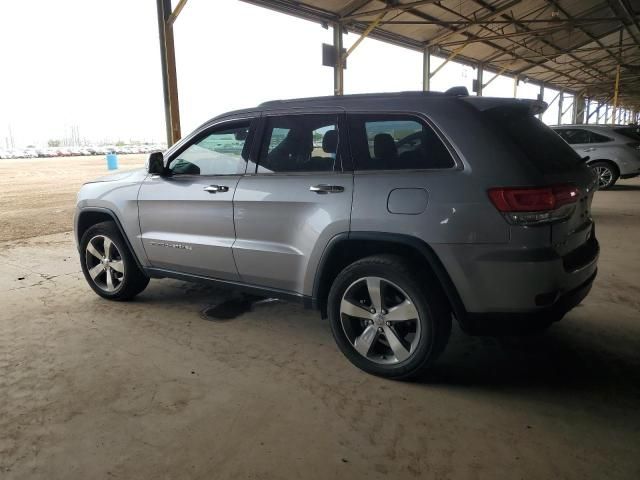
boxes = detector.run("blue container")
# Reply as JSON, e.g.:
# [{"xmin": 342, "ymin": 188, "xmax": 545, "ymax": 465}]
[{"xmin": 106, "ymin": 152, "xmax": 118, "ymax": 170}]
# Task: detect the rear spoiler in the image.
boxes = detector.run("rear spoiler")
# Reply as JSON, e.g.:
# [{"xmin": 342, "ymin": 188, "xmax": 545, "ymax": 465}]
[{"xmin": 462, "ymin": 97, "xmax": 548, "ymax": 116}]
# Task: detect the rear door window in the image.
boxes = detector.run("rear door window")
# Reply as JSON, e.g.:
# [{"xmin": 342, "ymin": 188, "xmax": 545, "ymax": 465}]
[
  {"xmin": 348, "ymin": 114, "xmax": 455, "ymax": 171},
  {"xmin": 256, "ymin": 114, "xmax": 341, "ymax": 173},
  {"xmin": 484, "ymin": 107, "xmax": 581, "ymax": 174}
]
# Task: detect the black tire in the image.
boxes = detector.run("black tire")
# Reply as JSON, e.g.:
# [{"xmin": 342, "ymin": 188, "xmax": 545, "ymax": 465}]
[
  {"xmin": 590, "ymin": 161, "xmax": 619, "ymax": 190},
  {"xmin": 328, "ymin": 254, "xmax": 452, "ymax": 380},
  {"xmin": 80, "ymin": 221, "xmax": 149, "ymax": 300}
]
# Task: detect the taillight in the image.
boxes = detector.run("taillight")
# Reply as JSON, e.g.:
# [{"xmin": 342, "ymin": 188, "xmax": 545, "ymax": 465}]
[{"xmin": 488, "ymin": 185, "xmax": 580, "ymax": 225}]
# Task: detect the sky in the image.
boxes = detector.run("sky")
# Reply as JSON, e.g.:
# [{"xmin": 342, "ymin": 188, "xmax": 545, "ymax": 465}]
[{"xmin": 0, "ymin": 0, "xmax": 630, "ymax": 149}]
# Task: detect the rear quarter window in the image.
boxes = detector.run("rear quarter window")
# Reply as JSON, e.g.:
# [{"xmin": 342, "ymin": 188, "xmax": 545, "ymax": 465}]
[
  {"xmin": 484, "ymin": 107, "xmax": 582, "ymax": 174},
  {"xmin": 613, "ymin": 127, "xmax": 640, "ymax": 142},
  {"xmin": 348, "ymin": 114, "xmax": 455, "ymax": 171}
]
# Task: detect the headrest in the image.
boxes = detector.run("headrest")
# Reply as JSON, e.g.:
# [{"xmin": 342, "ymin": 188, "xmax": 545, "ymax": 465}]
[
  {"xmin": 373, "ymin": 133, "xmax": 397, "ymax": 160},
  {"xmin": 322, "ymin": 130, "xmax": 338, "ymax": 154},
  {"xmin": 285, "ymin": 128, "xmax": 313, "ymax": 152}
]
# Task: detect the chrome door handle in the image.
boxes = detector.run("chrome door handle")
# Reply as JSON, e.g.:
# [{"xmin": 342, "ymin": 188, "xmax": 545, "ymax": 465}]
[
  {"xmin": 203, "ymin": 185, "xmax": 229, "ymax": 193},
  {"xmin": 310, "ymin": 184, "xmax": 344, "ymax": 194},
  {"xmin": 584, "ymin": 147, "xmax": 596, "ymax": 152}
]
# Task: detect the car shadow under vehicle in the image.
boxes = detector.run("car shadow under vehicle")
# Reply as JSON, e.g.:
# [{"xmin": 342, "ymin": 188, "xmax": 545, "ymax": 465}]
[
  {"xmin": 201, "ymin": 295, "xmax": 281, "ymax": 321},
  {"xmin": 608, "ymin": 183, "xmax": 640, "ymax": 191},
  {"xmin": 423, "ymin": 319, "xmax": 640, "ymax": 405},
  {"xmin": 132, "ymin": 278, "xmax": 640, "ymax": 413}
]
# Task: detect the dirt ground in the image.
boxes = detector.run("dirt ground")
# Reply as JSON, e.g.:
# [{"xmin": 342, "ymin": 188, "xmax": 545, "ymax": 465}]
[
  {"xmin": 0, "ymin": 155, "xmax": 145, "ymax": 242},
  {"xmin": 1, "ymin": 158, "xmax": 639, "ymax": 479}
]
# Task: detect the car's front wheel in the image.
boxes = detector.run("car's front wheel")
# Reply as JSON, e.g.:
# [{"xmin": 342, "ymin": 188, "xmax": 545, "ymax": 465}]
[
  {"xmin": 328, "ymin": 255, "xmax": 451, "ymax": 380},
  {"xmin": 80, "ymin": 221, "xmax": 149, "ymax": 300}
]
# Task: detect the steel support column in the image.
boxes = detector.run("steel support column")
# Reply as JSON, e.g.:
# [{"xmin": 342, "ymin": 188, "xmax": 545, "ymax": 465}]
[
  {"xmin": 156, "ymin": 0, "xmax": 172, "ymax": 146},
  {"xmin": 422, "ymin": 47, "xmax": 431, "ymax": 91},
  {"xmin": 538, "ymin": 83, "xmax": 544, "ymax": 119},
  {"xmin": 513, "ymin": 76, "xmax": 518, "ymax": 97},
  {"xmin": 575, "ymin": 93, "xmax": 585, "ymax": 124},
  {"xmin": 333, "ymin": 23, "xmax": 344, "ymax": 96},
  {"xmin": 476, "ymin": 64, "xmax": 483, "ymax": 96},
  {"xmin": 156, "ymin": 0, "xmax": 181, "ymax": 146},
  {"xmin": 557, "ymin": 90, "xmax": 564, "ymax": 125}
]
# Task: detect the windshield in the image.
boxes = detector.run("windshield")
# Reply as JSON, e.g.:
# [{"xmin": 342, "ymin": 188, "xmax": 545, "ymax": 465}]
[{"xmin": 483, "ymin": 107, "xmax": 582, "ymax": 174}]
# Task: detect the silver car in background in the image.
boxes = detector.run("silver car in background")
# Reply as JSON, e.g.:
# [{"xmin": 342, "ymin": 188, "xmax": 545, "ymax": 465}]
[{"xmin": 552, "ymin": 124, "xmax": 640, "ymax": 189}]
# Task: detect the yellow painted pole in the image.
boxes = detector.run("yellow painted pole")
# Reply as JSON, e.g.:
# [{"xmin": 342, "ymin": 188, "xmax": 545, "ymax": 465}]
[
  {"xmin": 343, "ymin": 12, "xmax": 386, "ymax": 61},
  {"xmin": 429, "ymin": 41, "xmax": 470, "ymax": 79},
  {"xmin": 167, "ymin": 0, "xmax": 189, "ymax": 26},
  {"xmin": 612, "ymin": 64, "xmax": 620, "ymax": 125}
]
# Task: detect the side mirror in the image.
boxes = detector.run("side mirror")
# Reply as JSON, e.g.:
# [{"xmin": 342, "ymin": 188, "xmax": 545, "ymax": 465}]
[{"xmin": 147, "ymin": 151, "xmax": 165, "ymax": 175}]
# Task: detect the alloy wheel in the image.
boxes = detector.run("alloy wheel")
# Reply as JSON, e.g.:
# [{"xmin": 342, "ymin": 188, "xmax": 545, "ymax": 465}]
[
  {"xmin": 85, "ymin": 235, "xmax": 125, "ymax": 293},
  {"xmin": 594, "ymin": 165, "xmax": 613, "ymax": 189},
  {"xmin": 339, "ymin": 276, "xmax": 422, "ymax": 365}
]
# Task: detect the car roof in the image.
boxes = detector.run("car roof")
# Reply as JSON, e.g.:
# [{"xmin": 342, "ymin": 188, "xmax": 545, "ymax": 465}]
[{"xmin": 204, "ymin": 88, "xmax": 544, "ymax": 126}]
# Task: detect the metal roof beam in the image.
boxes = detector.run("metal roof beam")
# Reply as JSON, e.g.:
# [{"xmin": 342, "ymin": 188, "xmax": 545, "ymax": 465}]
[
  {"xmin": 606, "ymin": 0, "xmax": 640, "ymax": 46},
  {"xmin": 342, "ymin": 1, "xmax": 441, "ymax": 21},
  {"xmin": 381, "ymin": 17, "xmax": 624, "ymax": 26},
  {"xmin": 543, "ymin": 0, "xmax": 625, "ymax": 65},
  {"xmin": 426, "ymin": 0, "xmax": 606, "ymax": 85},
  {"xmin": 424, "ymin": 0, "xmax": 523, "ymax": 46},
  {"xmin": 469, "ymin": 0, "xmax": 610, "ymax": 83},
  {"xmin": 239, "ymin": 0, "xmax": 336, "ymax": 24},
  {"xmin": 338, "ymin": 0, "xmax": 373, "ymax": 18},
  {"xmin": 489, "ymin": 43, "xmax": 639, "ymax": 61},
  {"xmin": 439, "ymin": 24, "xmax": 594, "ymax": 47}
]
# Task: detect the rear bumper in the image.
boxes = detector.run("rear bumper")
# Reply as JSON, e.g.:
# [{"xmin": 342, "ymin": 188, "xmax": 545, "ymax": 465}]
[
  {"xmin": 432, "ymin": 231, "xmax": 599, "ymax": 331},
  {"xmin": 462, "ymin": 269, "xmax": 596, "ymax": 334}
]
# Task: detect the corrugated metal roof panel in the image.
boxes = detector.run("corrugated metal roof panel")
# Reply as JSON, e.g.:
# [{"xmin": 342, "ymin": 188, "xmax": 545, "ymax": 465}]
[{"xmin": 241, "ymin": 0, "xmax": 640, "ymax": 107}]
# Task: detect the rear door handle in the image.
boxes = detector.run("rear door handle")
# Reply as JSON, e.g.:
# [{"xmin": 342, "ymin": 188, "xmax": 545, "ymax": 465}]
[
  {"xmin": 310, "ymin": 184, "xmax": 345, "ymax": 194},
  {"xmin": 203, "ymin": 185, "xmax": 229, "ymax": 193},
  {"xmin": 584, "ymin": 147, "xmax": 596, "ymax": 152}
]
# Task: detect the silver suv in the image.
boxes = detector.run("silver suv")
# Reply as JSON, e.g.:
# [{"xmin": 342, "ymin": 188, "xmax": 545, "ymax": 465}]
[
  {"xmin": 75, "ymin": 91, "xmax": 599, "ymax": 379},
  {"xmin": 551, "ymin": 124, "xmax": 640, "ymax": 189}
]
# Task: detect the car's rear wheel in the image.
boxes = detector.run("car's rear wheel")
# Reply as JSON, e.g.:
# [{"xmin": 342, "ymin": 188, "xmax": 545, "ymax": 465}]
[
  {"xmin": 80, "ymin": 221, "xmax": 149, "ymax": 300},
  {"xmin": 328, "ymin": 255, "xmax": 451, "ymax": 380},
  {"xmin": 591, "ymin": 161, "xmax": 619, "ymax": 190}
]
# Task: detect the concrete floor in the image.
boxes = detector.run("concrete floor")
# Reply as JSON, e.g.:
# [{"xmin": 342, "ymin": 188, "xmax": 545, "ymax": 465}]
[{"xmin": 1, "ymin": 180, "xmax": 640, "ymax": 479}]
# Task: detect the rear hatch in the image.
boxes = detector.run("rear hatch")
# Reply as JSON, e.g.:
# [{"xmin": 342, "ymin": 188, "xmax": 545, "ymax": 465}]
[{"xmin": 478, "ymin": 101, "xmax": 598, "ymax": 263}]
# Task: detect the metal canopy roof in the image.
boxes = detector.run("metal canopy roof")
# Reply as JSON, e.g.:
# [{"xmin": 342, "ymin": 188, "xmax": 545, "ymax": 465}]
[{"xmin": 242, "ymin": 0, "xmax": 640, "ymax": 109}]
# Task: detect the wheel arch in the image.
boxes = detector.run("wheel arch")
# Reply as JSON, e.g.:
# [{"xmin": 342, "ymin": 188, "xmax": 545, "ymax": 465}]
[
  {"xmin": 75, "ymin": 207, "xmax": 145, "ymax": 271},
  {"xmin": 312, "ymin": 232, "xmax": 467, "ymax": 326}
]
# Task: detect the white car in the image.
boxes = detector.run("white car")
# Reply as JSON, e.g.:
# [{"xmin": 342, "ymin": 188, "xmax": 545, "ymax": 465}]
[{"xmin": 552, "ymin": 124, "xmax": 640, "ymax": 189}]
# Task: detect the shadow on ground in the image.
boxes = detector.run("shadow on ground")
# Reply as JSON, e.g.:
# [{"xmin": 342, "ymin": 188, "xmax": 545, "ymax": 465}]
[
  {"xmin": 425, "ymin": 317, "xmax": 640, "ymax": 409},
  {"xmin": 135, "ymin": 278, "xmax": 640, "ymax": 413}
]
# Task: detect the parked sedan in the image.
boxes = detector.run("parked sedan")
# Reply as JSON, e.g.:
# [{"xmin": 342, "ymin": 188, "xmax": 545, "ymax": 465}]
[{"xmin": 551, "ymin": 124, "xmax": 640, "ymax": 189}]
